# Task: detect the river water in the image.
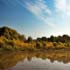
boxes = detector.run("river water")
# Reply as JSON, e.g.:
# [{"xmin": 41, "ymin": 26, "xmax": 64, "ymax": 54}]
[{"xmin": 0, "ymin": 50, "xmax": 70, "ymax": 70}]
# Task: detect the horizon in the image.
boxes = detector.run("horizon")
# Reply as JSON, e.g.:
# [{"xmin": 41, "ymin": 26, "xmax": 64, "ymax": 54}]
[
  {"xmin": 0, "ymin": 26, "xmax": 70, "ymax": 39},
  {"xmin": 0, "ymin": 0, "xmax": 70, "ymax": 38}
]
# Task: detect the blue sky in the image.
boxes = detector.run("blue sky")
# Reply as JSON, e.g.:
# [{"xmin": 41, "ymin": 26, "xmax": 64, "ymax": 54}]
[{"xmin": 0, "ymin": 0, "xmax": 70, "ymax": 38}]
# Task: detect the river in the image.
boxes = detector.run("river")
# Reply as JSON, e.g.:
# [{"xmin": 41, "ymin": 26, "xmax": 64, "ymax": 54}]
[{"xmin": 0, "ymin": 50, "xmax": 70, "ymax": 70}]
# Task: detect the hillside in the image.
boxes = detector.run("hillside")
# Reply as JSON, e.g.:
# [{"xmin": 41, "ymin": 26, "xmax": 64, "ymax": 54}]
[
  {"xmin": 0, "ymin": 26, "xmax": 25, "ymax": 41},
  {"xmin": 0, "ymin": 26, "xmax": 27, "ymax": 51},
  {"xmin": 0, "ymin": 26, "xmax": 70, "ymax": 51}
]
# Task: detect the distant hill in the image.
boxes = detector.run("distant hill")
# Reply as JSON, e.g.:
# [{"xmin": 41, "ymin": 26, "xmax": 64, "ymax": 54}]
[
  {"xmin": 0, "ymin": 26, "xmax": 70, "ymax": 51},
  {"xmin": 0, "ymin": 26, "xmax": 27, "ymax": 51},
  {"xmin": 0, "ymin": 26, "xmax": 26, "ymax": 41}
]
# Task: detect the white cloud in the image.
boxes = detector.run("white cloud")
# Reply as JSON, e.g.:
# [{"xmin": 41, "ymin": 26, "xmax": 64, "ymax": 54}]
[
  {"xmin": 25, "ymin": 0, "xmax": 52, "ymax": 15},
  {"xmin": 55, "ymin": 0, "xmax": 66, "ymax": 11},
  {"xmin": 16, "ymin": 0, "xmax": 70, "ymax": 37},
  {"xmin": 16, "ymin": 0, "xmax": 57, "ymax": 29},
  {"xmin": 24, "ymin": 0, "xmax": 56, "ymax": 28},
  {"xmin": 55, "ymin": 0, "xmax": 70, "ymax": 17}
]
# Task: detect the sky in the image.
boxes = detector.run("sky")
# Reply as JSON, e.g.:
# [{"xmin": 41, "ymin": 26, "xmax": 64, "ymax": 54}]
[{"xmin": 0, "ymin": 0, "xmax": 70, "ymax": 38}]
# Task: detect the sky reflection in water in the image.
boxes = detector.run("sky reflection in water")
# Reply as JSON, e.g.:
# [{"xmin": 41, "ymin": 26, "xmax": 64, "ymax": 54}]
[{"xmin": 0, "ymin": 51, "xmax": 70, "ymax": 70}]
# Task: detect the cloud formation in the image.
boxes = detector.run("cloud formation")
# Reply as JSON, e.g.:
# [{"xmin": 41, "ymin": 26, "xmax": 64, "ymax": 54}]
[
  {"xmin": 25, "ymin": 0, "xmax": 55, "ymax": 28},
  {"xmin": 17, "ymin": 0, "xmax": 70, "ymax": 30},
  {"xmin": 17, "ymin": 0, "xmax": 56, "ymax": 28},
  {"xmin": 55, "ymin": 0, "xmax": 70, "ymax": 18}
]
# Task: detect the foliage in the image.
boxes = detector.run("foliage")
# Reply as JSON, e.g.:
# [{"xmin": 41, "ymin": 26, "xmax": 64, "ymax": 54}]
[
  {"xmin": 0, "ymin": 26, "xmax": 70, "ymax": 51},
  {"xmin": 27, "ymin": 36, "xmax": 33, "ymax": 42}
]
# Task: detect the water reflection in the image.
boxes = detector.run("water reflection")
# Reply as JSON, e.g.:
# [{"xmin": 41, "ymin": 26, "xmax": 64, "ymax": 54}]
[{"xmin": 0, "ymin": 50, "xmax": 70, "ymax": 70}]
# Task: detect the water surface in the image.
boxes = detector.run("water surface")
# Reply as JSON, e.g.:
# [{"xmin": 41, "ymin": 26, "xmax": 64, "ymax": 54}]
[{"xmin": 0, "ymin": 50, "xmax": 70, "ymax": 70}]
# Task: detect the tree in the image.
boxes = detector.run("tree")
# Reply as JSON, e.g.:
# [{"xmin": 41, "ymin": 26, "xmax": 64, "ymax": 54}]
[
  {"xmin": 27, "ymin": 36, "xmax": 33, "ymax": 42},
  {"xmin": 19, "ymin": 35, "xmax": 26, "ymax": 41},
  {"xmin": 49, "ymin": 35, "xmax": 55, "ymax": 42},
  {"xmin": 62, "ymin": 35, "xmax": 70, "ymax": 42},
  {"xmin": 58, "ymin": 35, "xmax": 70, "ymax": 43},
  {"xmin": 37, "ymin": 38, "xmax": 41, "ymax": 41},
  {"xmin": 36, "ymin": 42, "xmax": 43, "ymax": 49},
  {"xmin": 41, "ymin": 37, "xmax": 47, "ymax": 41}
]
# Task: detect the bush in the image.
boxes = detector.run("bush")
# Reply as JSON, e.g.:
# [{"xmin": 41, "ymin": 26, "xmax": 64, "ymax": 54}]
[{"xmin": 36, "ymin": 42, "xmax": 43, "ymax": 49}]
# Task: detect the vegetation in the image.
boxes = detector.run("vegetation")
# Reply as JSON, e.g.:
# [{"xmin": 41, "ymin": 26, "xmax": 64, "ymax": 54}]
[{"xmin": 0, "ymin": 26, "xmax": 70, "ymax": 51}]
